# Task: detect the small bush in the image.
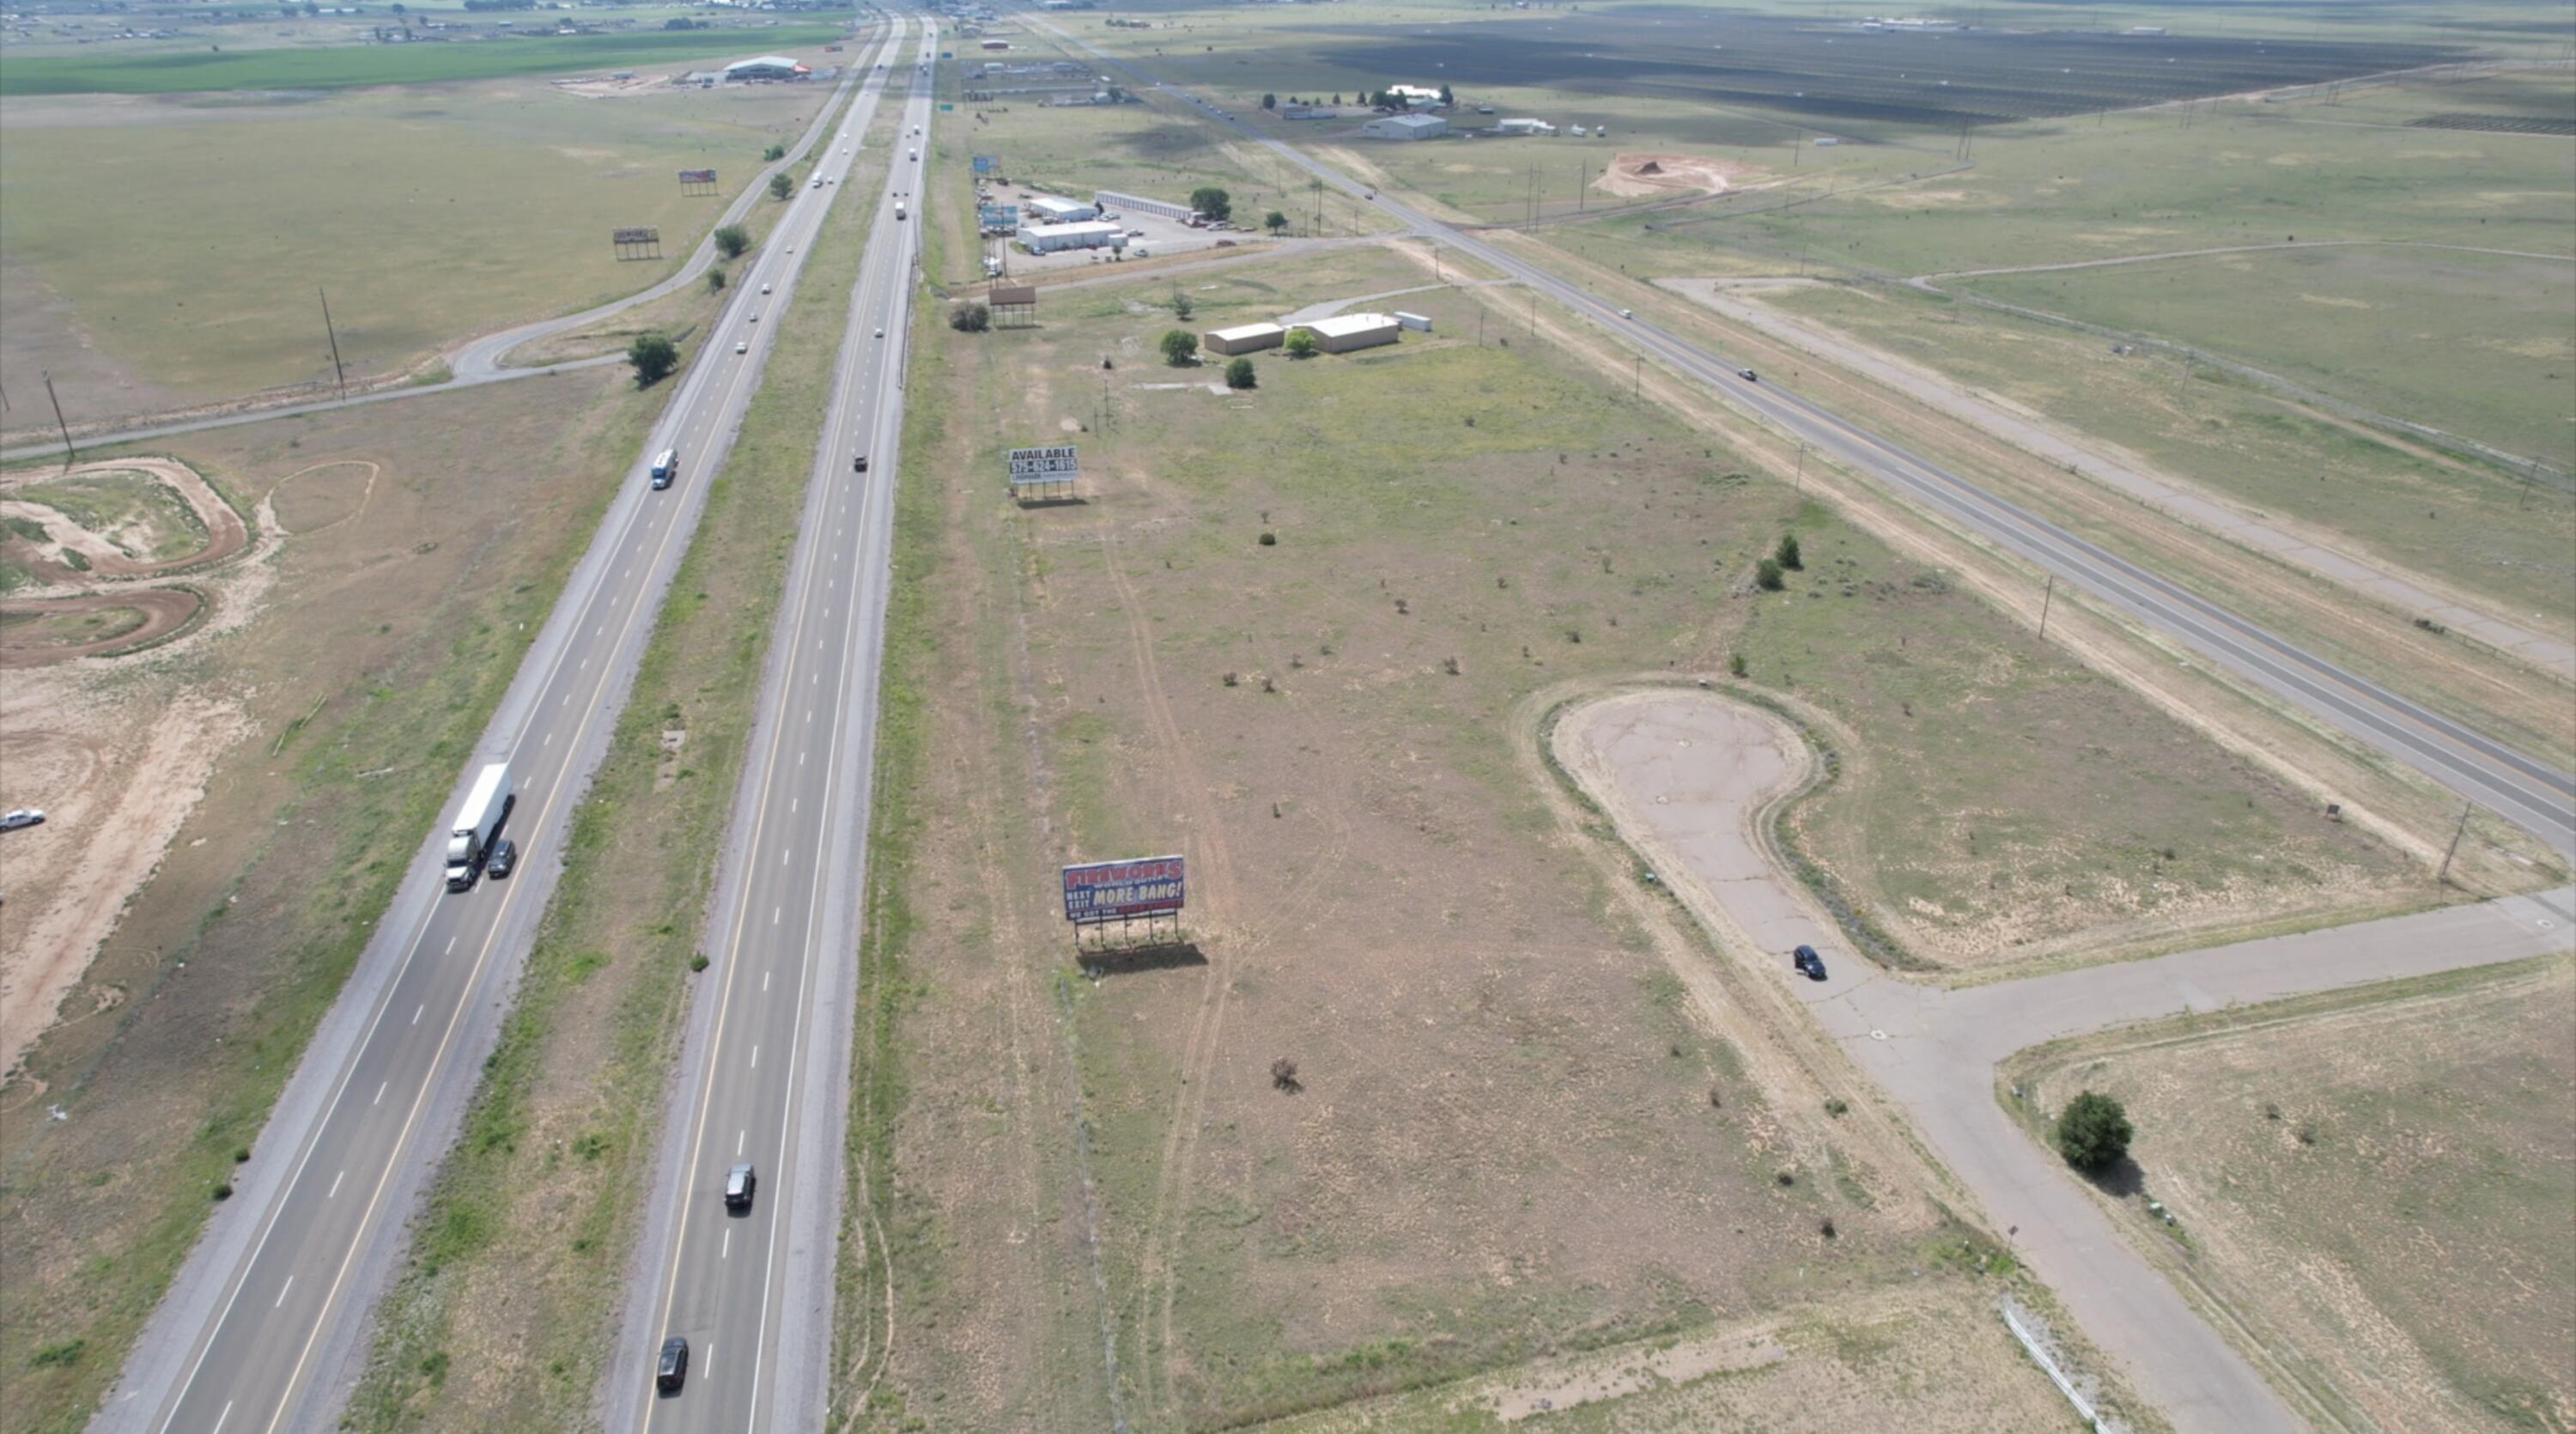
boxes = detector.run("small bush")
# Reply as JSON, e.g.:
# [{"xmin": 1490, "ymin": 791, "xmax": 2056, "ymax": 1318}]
[
  {"xmin": 949, "ymin": 302, "xmax": 991, "ymax": 333},
  {"xmin": 1728, "ymin": 651, "xmax": 1748, "ymax": 678},
  {"xmin": 1776, "ymin": 533, "xmax": 1803, "ymax": 570},
  {"xmin": 688, "ymin": 952, "xmax": 710, "ymax": 973},
  {"xmin": 1775, "ymin": 1170, "xmax": 1795, "ymax": 1188},
  {"xmin": 1222, "ymin": 671, "xmax": 1240, "ymax": 687},
  {"xmin": 1271, "ymin": 1057, "xmax": 1301, "ymax": 1092},
  {"xmin": 1258, "ymin": 531, "xmax": 1277, "ymax": 546},
  {"xmin": 234, "ymin": 1146, "xmax": 251, "ymax": 1164},
  {"xmin": 1824, "ymin": 1097, "xmax": 1848, "ymax": 1117},
  {"xmin": 1224, "ymin": 356, "xmax": 1256, "ymax": 389},
  {"xmin": 28, "ymin": 1339, "xmax": 84, "ymax": 1369},
  {"xmin": 1819, "ymin": 1216, "xmax": 1838, "ymax": 1240},
  {"xmin": 1159, "ymin": 329, "xmax": 1200, "ymax": 366},
  {"xmin": 1754, "ymin": 557, "xmax": 1785, "ymax": 592},
  {"xmin": 706, "ymin": 267, "xmax": 726, "ymax": 293},
  {"xmin": 212, "ymin": 1182, "xmax": 233, "ymax": 1201}
]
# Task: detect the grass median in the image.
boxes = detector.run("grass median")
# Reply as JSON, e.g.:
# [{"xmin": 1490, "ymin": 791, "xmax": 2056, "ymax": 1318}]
[{"xmin": 342, "ymin": 93, "xmax": 897, "ymax": 1434}]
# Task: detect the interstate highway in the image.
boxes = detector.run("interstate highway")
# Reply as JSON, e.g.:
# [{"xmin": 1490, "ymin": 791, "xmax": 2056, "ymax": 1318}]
[
  {"xmin": 605, "ymin": 21, "xmax": 934, "ymax": 1434},
  {"xmin": 1024, "ymin": 5, "xmax": 2576, "ymax": 860},
  {"xmin": 101, "ymin": 21, "xmax": 912, "ymax": 1434}
]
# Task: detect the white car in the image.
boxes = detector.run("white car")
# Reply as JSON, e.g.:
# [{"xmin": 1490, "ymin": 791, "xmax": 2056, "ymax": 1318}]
[
  {"xmin": 0, "ymin": 808, "xmax": 44, "ymax": 832},
  {"xmin": 872, "ymin": 326, "xmax": 884, "ymax": 337},
  {"xmin": 761, "ymin": 283, "xmax": 772, "ymax": 295},
  {"xmin": 735, "ymin": 341, "xmax": 749, "ymax": 354}
]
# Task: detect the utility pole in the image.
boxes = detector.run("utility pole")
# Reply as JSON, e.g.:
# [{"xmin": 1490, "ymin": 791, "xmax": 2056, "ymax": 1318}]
[
  {"xmin": 2437, "ymin": 802, "xmax": 2473, "ymax": 884},
  {"xmin": 44, "ymin": 372, "xmax": 75, "ymax": 467},
  {"xmin": 2037, "ymin": 573, "xmax": 2056, "ymax": 640},
  {"xmin": 319, "ymin": 287, "xmax": 349, "ymax": 401}
]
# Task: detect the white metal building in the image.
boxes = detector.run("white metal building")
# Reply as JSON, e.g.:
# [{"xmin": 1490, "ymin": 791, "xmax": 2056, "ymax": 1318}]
[
  {"xmin": 1299, "ymin": 313, "xmax": 1400, "ymax": 353},
  {"xmin": 1494, "ymin": 117, "xmax": 1555, "ymax": 136},
  {"xmin": 723, "ymin": 55, "xmax": 809, "ymax": 82},
  {"xmin": 1024, "ymin": 195, "xmax": 1098, "ymax": 224},
  {"xmin": 1095, "ymin": 189, "xmax": 1192, "ymax": 222},
  {"xmin": 1018, "ymin": 220, "xmax": 1127, "ymax": 254},
  {"xmin": 1201, "ymin": 322, "xmax": 1284, "ymax": 355},
  {"xmin": 1361, "ymin": 113, "xmax": 1447, "ymax": 141}
]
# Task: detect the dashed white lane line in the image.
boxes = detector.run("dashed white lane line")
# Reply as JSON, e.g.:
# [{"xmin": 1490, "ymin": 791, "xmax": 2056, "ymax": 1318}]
[
  {"xmin": 328, "ymin": 1170, "xmax": 344, "ymax": 1200},
  {"xmin": 274, "ymin": 1276, "xmax": 295, "ymax": 1309},
  {"xmin": 411, "ymin": 1004, "xmax": 424, "ymax": 1026},
  {"xmin": 722, "ymin": 1227, "xmax": 732, "ymax": 1261},
  {"xmin": 791, "ymin": 798, "xmax": 799, "ymax": 814},
  {"xmin": 772, "ymin": 905, "xmax": 781, "ymax": 926},
  {"xmin": 373, "ymin": 1081, "xmax": 387, "ymax": 1107},
  {"xmin": 445, "ymin": 936, "xmax": 456, "ymax": 956},
  {"xmin": 210, "ymin": 1402, "xmax": 233, "ymax": 1434},
  {"xmin": 738, "ymin": 1128, "xmax": 747, "ymax": 1156},
  {"xmin": 750, "ymin": 1045, "xmax": 759, "ymax": 1070}
]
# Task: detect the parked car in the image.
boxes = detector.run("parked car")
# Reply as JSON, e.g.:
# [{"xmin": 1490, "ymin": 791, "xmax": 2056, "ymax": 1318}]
[
  {"xmin": 724, "ymin": 1162, "xmax": 757, "ymax": 1211},
  {"xmin": 0, "ymin": 809, "xmax": 43, "ymax": 832},
  {"xmin": 1792, "ymin": 945, "xmax": 1827, "ymax": 981},
  {"xmin": 656, "ymin": 1336, "xmax": 690, "ymax": 1393},
  {"xmin": 485, "ymin": 839, "xmax": 518, "ymax": 879}
]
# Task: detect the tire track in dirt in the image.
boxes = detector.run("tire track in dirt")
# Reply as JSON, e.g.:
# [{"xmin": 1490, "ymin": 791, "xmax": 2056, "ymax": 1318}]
[{"xmin": 1092, "ymin": 524, "xmax": 1250, "ymax": 1424}]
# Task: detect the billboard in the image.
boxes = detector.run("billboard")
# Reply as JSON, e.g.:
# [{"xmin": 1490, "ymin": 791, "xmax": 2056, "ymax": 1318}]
[
  {"xmin": 611, "ymin": 227, "xmax": 661, "ymax": 246},
  {"xmin": 972, "ymin": 153, "xmax": 998, "ymax": 174},
  {"xmin": 977, "ymin": 203, "xmax": 1019, "ymax": 228},
  {"xmin": 1061, "ymin": 856, "xmax": 1185, "ymax": 922},
  {"xmin": 1007, "ymin": 443, "xmax": 1078, "ymax": 488},
  {"xmin": 677, "ymin": 167, "xmax": 718, "ymax": 185}
]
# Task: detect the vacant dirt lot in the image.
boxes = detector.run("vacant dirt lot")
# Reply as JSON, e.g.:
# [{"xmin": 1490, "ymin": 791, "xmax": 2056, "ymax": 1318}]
[
  {"xmin": 0, "ymin": 365, "xmax": 653, "ymax": 1433},
  {"xmin": 1594, "ymin": 151, "xmax": 1765, "ymax": 200},
  {"xmin": 2006, "ymin": 956, "xmax": 2576, "ymax": 1434}
]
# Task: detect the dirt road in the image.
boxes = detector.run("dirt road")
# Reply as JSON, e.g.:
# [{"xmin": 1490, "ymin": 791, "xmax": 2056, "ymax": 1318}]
[{"xmin": 1555, "ymin": 686, "xmax": 2575, "ymax": 1433}]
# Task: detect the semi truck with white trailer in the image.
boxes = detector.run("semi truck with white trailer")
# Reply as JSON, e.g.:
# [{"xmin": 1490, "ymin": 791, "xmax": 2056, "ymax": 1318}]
[{"xmin": 444, "ymin": 762, "xmax": 513, "ymax": 891}]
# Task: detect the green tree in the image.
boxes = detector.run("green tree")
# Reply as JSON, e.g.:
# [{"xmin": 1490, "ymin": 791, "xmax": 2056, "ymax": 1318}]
[
  {"xmin": 706, "ymin": 267, "xmax": 726, "ymax": 293},
  {"xmin": 769, "ymin": 172, "xmax": 794, "ymax": 201},
  {"xmin": 1159, "ymin": 329, "xmax": 1199, "ymax": 366},
  {"xmin": 1172, "ymin": 291, "xmax": 1194, "ymax": 321},
  {"xmin": 713, "ymin": 224, "xmax": 750, "ymax": 259},
  {"xmin": 1438, "ymin": 82, "xmax": 1455, "ymax": 106},
  {"xmin": 1283, "ymin": 327, "xmax": 1318, "ymax": 360},
  {"xmin": 762, "ymin": 142, "xmax": 787, "ymax": 161},
  {"xmin": 1775, "ymin": 532, "xmax": 1802, "ymax": 570},
  {"xmin": 1188, "ymin": 185, "xmax": 1232, "ymax": 222},
  {"xmin": 1261, "ymin": 92, "xmax": 1276, "ymax": 110},
  {"xmin": 1263, "ymin": 210, "xmax": 1290, "ymax": 235},
  {"xmin": 627, "ymin": 332, "xmax": 679, "ymax": 386},
  {"xmin": 2057, "ymin": 1091, "xmax": 2134, "ymax": 1173},
  {"xmin": 1224, "ymin": 356, "xmax": 1256, "ymax": 389},
  {"xmin": 1754, "ymin": 556, "xmax": 1784, "ymax": 591},
  {"xmin": 950, "ymin": 302, "xmax": 992, "ymax": 332}
]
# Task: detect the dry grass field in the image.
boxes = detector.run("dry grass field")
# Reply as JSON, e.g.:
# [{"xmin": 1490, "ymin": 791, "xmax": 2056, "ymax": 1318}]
[
  {"xmin": 836, "ymin": 199, "xmax": 2421, "ymax": 1425},
  {"xmin": 2004, "ymin": 955, "xmax": 2576, "ymax": 1434},
  {"xmin": 0, "ymin": 363, "xmax": 653, "ymax": 1434}
]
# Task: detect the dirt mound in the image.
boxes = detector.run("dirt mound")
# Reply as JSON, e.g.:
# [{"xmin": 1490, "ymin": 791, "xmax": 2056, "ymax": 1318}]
[
  {"xmin": 0, "ymin": 588, "xmax": 203, "ymax": 666},
  {"xmin": 0, "ymin": 458, "xmax": 247, "ymax": 584},
  {"xmin": 1595, "ymin": 151, "xmax": 1765, "ymax": 199}
]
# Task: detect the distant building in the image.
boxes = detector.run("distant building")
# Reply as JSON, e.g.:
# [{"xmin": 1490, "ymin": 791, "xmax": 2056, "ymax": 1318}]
[
  {"xmin": 1018, "ymin": 220, "xmax": 1127, "ymax": 253},
  {"xmin": 1494, "ymin": 117, "xmax": 1554, "ymax": 136},
  {"xmin": 1361, "ymin": 113, "xmax": 1447, "ymax": 141},
  {"xmin": 1095, "ymin": 188, "xmax": 1192, "ymax": 222},
  {"xmin": 1024, "ymin": 195, "xmax": 1098, "ymax": 223},
  {"xmin": 723, "ymin": 54, "xmax": 809, "ymax": 81},
  {"xmin": 980, "ymin": 38, "xmax": 1008, "ymax": 50},
  {"xmin": 1298, "ymin": 313, "xmax": 1400, "ymax": 353},
  {"xmin": 1202, "ymin": 322, "xmax": 1285, "ymax": 355},
  {"xmin": 1386, "ymin": 83, "xmax": 1443, "ymax": 106}
]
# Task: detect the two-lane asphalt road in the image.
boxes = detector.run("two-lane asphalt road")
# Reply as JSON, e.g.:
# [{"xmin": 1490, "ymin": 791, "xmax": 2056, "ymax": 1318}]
[
  {"xmin": 100, "ymin": 23, "xmax": 912, "ymax": 1434},
  {"xmin": 1023, "ymin": 6, "xmax": 2576, "ymax": 860},
  {"xmin": 604, "ymin": 25, "xmax": 934, "ymax": 1434}
]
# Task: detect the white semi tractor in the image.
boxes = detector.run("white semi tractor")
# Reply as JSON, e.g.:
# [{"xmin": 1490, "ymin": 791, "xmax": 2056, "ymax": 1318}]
[{"xmin": 444, "ymin": 762, "xmax": 513, "ymax": 891}]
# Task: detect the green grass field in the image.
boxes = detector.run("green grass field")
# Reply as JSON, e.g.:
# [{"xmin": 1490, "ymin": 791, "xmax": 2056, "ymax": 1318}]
[
  {"xmin": 1754, "ymin": 280, "xmax": 2576, "ymax": 633},
  {"xmin": 1958, "ymin": 245, "xmax": 2576, "ymax": 471},
  {"xmin": 0, "ymin": 72, "xmax": 835, "ymax": 414},
  {"xmin": 0, "ymin": 25, "xmax": 848, "ymax": 96}
]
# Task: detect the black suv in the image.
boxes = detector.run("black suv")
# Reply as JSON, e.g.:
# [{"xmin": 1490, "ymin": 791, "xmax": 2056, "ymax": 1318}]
[
  {"xmin": 1792, "ymin": 945, "xmax": 1827, "ymax": 981},
  {"xmin": 656, "ymin": 1335, "xmax": 689, "ymax": 1394},
  {"xmin": 724, "ymin": 1162, "xmax": 757, "ymax": 1212},
  {"xmin": 486, "ymin": 839, "xmax": 518, "ymax": 879}
]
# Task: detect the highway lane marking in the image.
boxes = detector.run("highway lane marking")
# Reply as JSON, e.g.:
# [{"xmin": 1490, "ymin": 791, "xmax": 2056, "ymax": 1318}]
[
  {"xmin": 762, "ymin": 970, "xmax": 771, "ymax": 992},
  {"xmin": 445, "ymin": 937, "xmax": 455, "ymax": 955},
  {"xmin": 328, "ymin": 1171, "xmax": 343, "ymax": 1200},
  {"xmin": 210, "ymin": 1403, "xmax": 232, "ymax": 1434},
  {"xmin": 274, "ymin": 1277, "xmax": 294, "ymax": 1309},
  {"xmin": 750, "ymin": 1045, "xmax": 758, "ymax": 1070},
  {"xmin": 637, "ymin": 33, "xmax": 920, "ymax": 1430},
  {"xmin": 411, "ymin": 1005, "xmax": 424, "ymax": 1026},
  {"xmin": 773, "ymin": 906, "xmax": 781, "ymax": 926},
  {"xmin": 167, "ymin": 75, "xmax": 829, "ymax": 1412},
  {"xmin": 738, "ymin": 1129, "xmax": 747, "ymax": 1155},
  {"xmin": 373, "ymin": 1082, "xmax": 386, "ymax": 1107},
  {"xmin": 723, "ymin": 1228, "xmax": 731, "ymax": 1261}
]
